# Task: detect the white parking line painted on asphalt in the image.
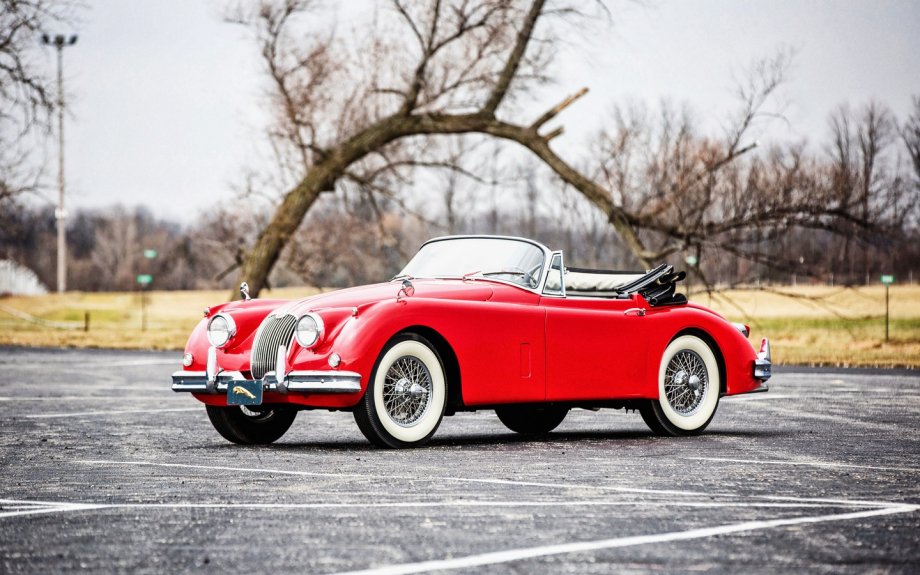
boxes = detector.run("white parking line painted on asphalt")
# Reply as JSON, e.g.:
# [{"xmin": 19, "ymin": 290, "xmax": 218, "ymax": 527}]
[
  {"xmin": 330, "ymin": 505, "xmax": 919, "ymax": 575},
  {"xmin": 26, "ymin": 408, "xmax": 199, "ymax": 419},
  {"xmin": 0, "ymin": 359, "xmax": 179, "ymax": 369},
  {"xmin": 687, "ymin": 457, "xmax": 919, "ymax": 473},
  {"xmin": 0, "ymin": 396, "xmax": 182, "ymax": 402},
  {"xmin": 78, "ymin": 460, "xmax": 904, "ymax": 509},
  {"xmin": 0, "ymin": 498, "xmax": 845, "ymax": 517},
  {"xmin": 0, "ymin": 500, "xmax": 106, "ymax": 519},
  {"xmin": 109, "ymin": 359, "xmax": 178, "ymax": 367}
]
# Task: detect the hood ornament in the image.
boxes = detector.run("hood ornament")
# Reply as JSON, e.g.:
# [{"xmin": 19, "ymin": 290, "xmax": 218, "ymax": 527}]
[{"xmin": 240, "ymin": 282, "xmax": 252, "ymax": 301}]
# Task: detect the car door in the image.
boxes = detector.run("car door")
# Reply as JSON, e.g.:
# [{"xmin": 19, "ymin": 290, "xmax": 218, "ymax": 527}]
[
  {"xmin": 541, "ymin": 254, "xmax": 650, "ymax": 401},
  {"xmin": 426, "ymin": 286, "xmax": 547, "ymax": 407}
]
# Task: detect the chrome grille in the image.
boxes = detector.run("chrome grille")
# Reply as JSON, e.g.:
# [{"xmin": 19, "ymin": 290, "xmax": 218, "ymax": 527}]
[{"xmin": 250, "ymin": 313, "xmax": 298, "ymax": 379}]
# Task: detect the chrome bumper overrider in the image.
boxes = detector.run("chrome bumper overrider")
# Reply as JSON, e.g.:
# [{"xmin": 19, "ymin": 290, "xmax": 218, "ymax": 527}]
[
  {"xmin": 753, "ymin": 337, "xmax": 771, "ymax": 381},
  {"xmin": 171, "ymin": 370, "xmax": 362, "ymax": 395}
]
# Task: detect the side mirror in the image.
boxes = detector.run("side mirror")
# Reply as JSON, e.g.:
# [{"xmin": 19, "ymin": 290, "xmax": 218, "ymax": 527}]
[{"xmin": 397, "ymin": 279, "xmax": 415, "ymax": 302}]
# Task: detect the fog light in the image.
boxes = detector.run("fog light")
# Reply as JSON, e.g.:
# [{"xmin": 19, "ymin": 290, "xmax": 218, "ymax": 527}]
[
  {"xmin": 182, "ymin": 353, "xmax": 194, "ymax": 367},
  {"xmin": 328, "ymin": 353, "xmax": 341, "ymax": 368}
]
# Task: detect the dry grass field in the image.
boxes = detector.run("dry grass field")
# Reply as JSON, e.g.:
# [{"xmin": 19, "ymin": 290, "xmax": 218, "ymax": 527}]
[
  {"xmin": 1, "ymin": 284, "xmax": 918, "ymax": 367},
  {"xmin": 0, "ymin": 287, "xmax": 324, "ymax": 350},
  {"xmin": 695, "ymin": 285, "xmax": 920, "ymax": 368}
]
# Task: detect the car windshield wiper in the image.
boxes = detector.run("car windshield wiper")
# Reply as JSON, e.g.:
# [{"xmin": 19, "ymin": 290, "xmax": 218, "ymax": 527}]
[{"xmin": 480, "ymin": 270, "xmax": 526, "ymax": 277}]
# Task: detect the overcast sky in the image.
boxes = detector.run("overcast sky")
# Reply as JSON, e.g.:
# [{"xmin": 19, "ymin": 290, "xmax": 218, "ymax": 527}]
[{"xmin": 46, "ymin": 0, "xmax": 920, "ymax": 222}]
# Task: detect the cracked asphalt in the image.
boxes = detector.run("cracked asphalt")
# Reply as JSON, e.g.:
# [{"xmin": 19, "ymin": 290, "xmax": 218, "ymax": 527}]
[{"xmin": 1, "ymin": 346, "xmax": 919, "ymax": 574}]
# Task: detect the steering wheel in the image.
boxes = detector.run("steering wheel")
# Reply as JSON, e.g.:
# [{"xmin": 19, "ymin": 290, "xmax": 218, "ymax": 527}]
[{"xmin": 524, "ymin": 262, "xmax": 543, "ymax": 289}]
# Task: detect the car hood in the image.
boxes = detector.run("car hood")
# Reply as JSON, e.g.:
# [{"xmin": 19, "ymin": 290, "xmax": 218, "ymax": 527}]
[{"xmin": 276, "ymin": 279, "xmax": 494, "ymax": 317}]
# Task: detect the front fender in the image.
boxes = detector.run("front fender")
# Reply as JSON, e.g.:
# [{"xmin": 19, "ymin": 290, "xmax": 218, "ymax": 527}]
[{"xmin": 182, "ymin": 299, "xmax": 287, "ymax": 374}]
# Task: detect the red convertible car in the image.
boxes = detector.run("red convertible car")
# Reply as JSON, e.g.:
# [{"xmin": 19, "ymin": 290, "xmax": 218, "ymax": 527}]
[{"xmin": 173, "ymin": 236, "xmax": 770, "ymax": 448}]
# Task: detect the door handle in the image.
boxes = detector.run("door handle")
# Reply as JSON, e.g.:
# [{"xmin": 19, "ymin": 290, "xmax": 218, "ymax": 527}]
[{"xmin": 623, "ymin": 308, "xmax": 646, "ymax": 316}]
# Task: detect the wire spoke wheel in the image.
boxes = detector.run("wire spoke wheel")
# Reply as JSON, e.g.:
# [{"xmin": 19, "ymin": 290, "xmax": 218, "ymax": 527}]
[
  {"xmin": 354, "ymin": 334, "xmax": 447, "ymax": 448},
  {"xmin": 640, "ymin": 334, "xmax": 721, "ymax": 436},
  {"xmin": 664, "ymin": 350, "xmax": 709, "ymax": 416},
  {"xmin": 382, "ymin": 356, "xmax": 433, "ymax": 427},
  {"xmin": 237, "ymin": 405, "xmax": 283, "ymax": 423}
]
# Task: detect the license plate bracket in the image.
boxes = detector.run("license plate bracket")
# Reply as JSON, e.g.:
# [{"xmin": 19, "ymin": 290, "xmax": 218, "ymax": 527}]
[{"xmin": 227, "ymin": 379, "xmax": 263, "ymax": 406}]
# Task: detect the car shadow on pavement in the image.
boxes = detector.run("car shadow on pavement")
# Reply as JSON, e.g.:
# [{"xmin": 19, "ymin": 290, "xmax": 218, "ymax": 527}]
[{"xmin": 193, "ymin": 428, "xmax": 792, "ymax": 452}]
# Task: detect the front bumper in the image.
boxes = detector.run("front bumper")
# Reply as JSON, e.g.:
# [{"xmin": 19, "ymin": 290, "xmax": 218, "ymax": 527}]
[{"xmin": 171, "ymin": 370, "xmax": 362, "ymax": 395}]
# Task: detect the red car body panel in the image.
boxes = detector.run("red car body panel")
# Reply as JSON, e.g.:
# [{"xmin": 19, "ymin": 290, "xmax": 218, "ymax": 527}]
[{"xmin": 183, "ymin": 277, "xmax": 762, "ymax": 409}]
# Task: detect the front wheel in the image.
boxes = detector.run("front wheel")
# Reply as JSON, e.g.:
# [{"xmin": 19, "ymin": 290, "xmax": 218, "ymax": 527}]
[
  {"xmin": 495, "ymin": 405, "xmax": 569, "ymax": 434},
  {"xmin": 353, "ymin": 334, "xmax": 447, "ymax": 449},
  {"xmin": 205, "ymin": 404, "xmax": 298, "ymax": 445},
  {"xmin": 640, "ymin": 335, "xmax": 720, "ymax": 436}
]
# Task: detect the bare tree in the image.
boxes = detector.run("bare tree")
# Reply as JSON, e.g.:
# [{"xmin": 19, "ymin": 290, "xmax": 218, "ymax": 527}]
[
  {"xmin": 825, "ymin": 101, "xmax": 910, "ymax": 282},
  {"xmin": 229, "ymin": 1, "xmax": 910, "ymax": 298},
  {"xmin": 0, "ymin": 0, "xmax": 78, "ymax": 202},
  {"xmin": 227, "ymin": 0, "xmax": 639, "ymax": 298},
  {"xmin": 901, "ymin": 96, "xmax": 920, "ymax": 202}
]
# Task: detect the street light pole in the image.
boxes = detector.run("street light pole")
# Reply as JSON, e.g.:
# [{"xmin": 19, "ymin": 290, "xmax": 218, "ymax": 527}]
[{"xmin": 42, "ymin": 33, "xmax": 77, "ymax": 293}]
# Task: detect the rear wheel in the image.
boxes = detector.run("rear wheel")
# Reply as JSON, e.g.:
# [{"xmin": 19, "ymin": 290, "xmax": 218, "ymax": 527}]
[
  {"xmin": 353, "ymin": 334, "xmax": 447, "ymax": 449},
  {"xmin": 640, "ymin": 335, "xmax": 720, "ymax": 436},
  {"xmin": 495, "ymin": 404, "xmax": 569, "ymax": 434},
  {"xmin": 205, "ymin": 404, "xmax": 297, "ymax": 445}
]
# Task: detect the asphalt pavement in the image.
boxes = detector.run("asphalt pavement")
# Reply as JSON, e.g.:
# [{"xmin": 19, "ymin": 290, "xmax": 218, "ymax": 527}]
[{"xmin": 1, "ymin": 346, "xmax": 919, "ymax": 574}]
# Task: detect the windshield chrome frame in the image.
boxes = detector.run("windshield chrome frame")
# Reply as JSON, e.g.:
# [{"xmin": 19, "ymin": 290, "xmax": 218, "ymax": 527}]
[{"xmin": 396, "ymin": 235, "xmax": 554, "ymax": 294}]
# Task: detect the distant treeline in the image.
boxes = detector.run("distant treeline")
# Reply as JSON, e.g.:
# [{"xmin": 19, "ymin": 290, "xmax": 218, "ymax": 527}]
[{"xmin": 1, "ymin": 180, "xmax": 918, "ymax": 294}]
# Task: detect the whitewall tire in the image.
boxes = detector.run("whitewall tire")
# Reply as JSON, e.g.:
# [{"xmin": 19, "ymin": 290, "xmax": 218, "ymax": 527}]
[
  {"xmin": 354, "ymin": 334, "xmax": 447, "ymax": 448},
  {"xmin": 640, "ymin": 334, "xmax": 720, "ymax": 436}
]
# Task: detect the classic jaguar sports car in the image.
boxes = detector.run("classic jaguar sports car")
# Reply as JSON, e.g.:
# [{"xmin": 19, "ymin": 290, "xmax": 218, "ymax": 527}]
[{"xmin": 172, "ymin": 235, "xmax": 770, "ymax": 448}]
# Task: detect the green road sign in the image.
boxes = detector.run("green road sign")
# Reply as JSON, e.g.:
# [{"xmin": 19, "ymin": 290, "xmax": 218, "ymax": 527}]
[
  {"xmin": 143, "ymin": 249, "xmax": 158, "ymax": 258},
  {"xmin": 685, "ymin": 255, "xmax": 698, "ymax": 266},
  {"xmin": 881, "ymin": 275, "xmax": 894, "ymax": 285},
  {"xmin": 137, "ymin": 275, "xmax": 153, "ymax": 285}
]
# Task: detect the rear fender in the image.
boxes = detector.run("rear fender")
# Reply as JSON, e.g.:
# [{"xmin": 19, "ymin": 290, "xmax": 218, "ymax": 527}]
[{"xmin": 644, "ymin": 307, "xmax": 760, "ymax": 399}]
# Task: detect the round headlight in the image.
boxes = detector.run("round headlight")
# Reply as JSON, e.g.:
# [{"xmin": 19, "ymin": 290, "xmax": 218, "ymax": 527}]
[
  {"xmin": 207, "ymin": 313, "xmax": 236, "ymax": 348},
  {"xmin": 295, "ymin": 313, "xmax": 324, "ymax": 348}
]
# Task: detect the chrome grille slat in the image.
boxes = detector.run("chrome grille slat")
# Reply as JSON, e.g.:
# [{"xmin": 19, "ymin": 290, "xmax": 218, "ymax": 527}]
[{"xmin": 250, "ymin": 313, "xmax": 298, "ymax": 379}]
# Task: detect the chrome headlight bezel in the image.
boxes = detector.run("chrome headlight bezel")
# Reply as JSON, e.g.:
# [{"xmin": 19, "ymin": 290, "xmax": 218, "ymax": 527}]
[
  {"xmin": 295, "ymin": 312, "xmax": 324, "ymax": 349},
  {"xmin": 206, "ymin": 313, "xmax": 237, "ymax": 348}
]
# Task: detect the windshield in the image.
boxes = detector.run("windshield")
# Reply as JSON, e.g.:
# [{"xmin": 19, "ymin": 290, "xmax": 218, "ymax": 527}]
[{"xmin": 398, "ymin": 238, "xmax": 545, "ymax": 289}]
